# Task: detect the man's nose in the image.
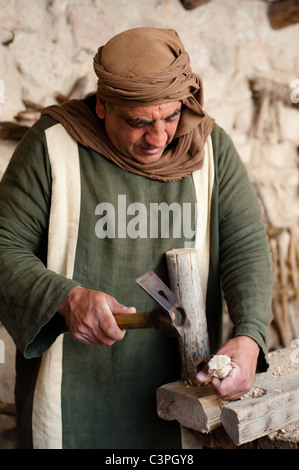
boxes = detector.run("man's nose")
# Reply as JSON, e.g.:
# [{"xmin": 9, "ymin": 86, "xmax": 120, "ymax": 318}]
[{"xmin": 144, "ymin": 123, "xmax": 167, "ymax": 148}]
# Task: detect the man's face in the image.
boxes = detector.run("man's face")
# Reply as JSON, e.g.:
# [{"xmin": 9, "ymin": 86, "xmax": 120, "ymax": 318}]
[{"xmin": 96, "ymin": 99, "xmax": 182, "ymax": 164}]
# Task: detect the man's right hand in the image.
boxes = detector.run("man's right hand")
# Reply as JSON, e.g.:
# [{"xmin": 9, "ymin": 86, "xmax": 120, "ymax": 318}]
[{"xmin": 58, "ymin": 286, "xmax": 136, "ymax": 346}]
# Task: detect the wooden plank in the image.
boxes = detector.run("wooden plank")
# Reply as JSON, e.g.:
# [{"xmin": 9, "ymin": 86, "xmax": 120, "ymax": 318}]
[
  {"xmin": 221, "ymin": 347, "xmax": 299, "ymax": 445},
  {"xmin": 222, "ymin": 385, "xmax": 299, "ymax": 446},
  {"xmin": 166, "ymin": 248, "xmax": 210, "ymax": 385},
  {"xmin": 156, "ymin": 381, "xmax": 226, "ymax": 433},
  {"xmin": 268, "ymin": 0, "xmax": 299, "ymax": 29},
  {"xmin": 157, "ymin": 347, "xmax": 299, "ymax": 445}
]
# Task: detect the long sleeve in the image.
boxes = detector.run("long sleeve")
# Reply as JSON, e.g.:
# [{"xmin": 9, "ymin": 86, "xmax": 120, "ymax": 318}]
[
  {"xmin": 213, "ymin": 125, "xmax": 273, "ymax": 369},
  {"xmin": 0, "ymin": 119, "xmax": 79, "ymax": 359}
]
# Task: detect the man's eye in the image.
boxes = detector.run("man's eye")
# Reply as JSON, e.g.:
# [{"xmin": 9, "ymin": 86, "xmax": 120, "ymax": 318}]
[
  {"xmin": 166, "ymin": 114, "xmax": 180, "ymax": 123},
  {"xmin": 128, "ymin": 120, "xmax": 147, "ymax": 128}
]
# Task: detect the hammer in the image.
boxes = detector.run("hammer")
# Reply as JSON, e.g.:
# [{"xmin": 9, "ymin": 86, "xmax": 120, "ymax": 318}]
[{"xmin": 113, "ymin": 270, "xmax": 190, "ymax": 338}]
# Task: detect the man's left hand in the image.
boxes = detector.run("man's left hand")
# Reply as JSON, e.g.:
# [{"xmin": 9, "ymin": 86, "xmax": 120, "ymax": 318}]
[{"xmin": 197, "ymin": 335, "xmax": 260, "ymax": 401}]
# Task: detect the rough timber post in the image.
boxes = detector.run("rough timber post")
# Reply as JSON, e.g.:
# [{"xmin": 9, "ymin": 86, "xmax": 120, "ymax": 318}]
[{"xmin": 166, "ymin": 248, "xmax": 210, "ymax": 385}]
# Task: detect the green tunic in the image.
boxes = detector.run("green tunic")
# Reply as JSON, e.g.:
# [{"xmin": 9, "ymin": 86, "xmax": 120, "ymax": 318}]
[{"xmin": 0, "ymin": 107, "xmax": 273, "ymax": 448}]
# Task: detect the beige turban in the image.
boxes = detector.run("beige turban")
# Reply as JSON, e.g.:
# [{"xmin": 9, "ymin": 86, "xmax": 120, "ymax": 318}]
[{"xmin": 42, "ymin": 27, "xmax": 214, "ymax": 181}]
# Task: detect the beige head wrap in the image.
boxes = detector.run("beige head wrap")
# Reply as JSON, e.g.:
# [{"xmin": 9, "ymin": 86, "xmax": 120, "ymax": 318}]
[{"xmin": 42, "ymin": 27, "xmax": 214, "ymax": 181}]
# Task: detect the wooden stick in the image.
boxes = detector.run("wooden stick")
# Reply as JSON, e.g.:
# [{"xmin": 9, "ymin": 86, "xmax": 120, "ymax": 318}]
[
  {"xmin": 14, "ymin": 111, "xmax": 40, "ymax": 122},
  {"xmin": 288, "ymin": 229, "xmax": 299, "ymax": 298},
  {"xmin": 268, "ymin": 0, "xmax": 299, "ymax": 30},
  {"xmin": 277, "ymin": 233, "xmax": 293, "ymax": 346},
  {"xmin": 0, "ymin": 402, "xmax": 16, "ymax": 416},
  {"xmin": 166, "ymin": 248, "xmax": 210, "ymax": 385},
  {"xmin": 180, "ymin": 0, "xmax": 211, "ymax": 10},
  {"xmin": 0, "ymin": 122, "xmax": 30, "ymax": 140},
  {"xmin": 22, "ymin": 99, "xmax": 44, "ymax": 112}
]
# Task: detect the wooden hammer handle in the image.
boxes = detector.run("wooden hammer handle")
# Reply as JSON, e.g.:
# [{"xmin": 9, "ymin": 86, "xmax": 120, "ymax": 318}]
[{"xmin": 114, "ymin": 311, "xmax": 152, "ymax": 330}]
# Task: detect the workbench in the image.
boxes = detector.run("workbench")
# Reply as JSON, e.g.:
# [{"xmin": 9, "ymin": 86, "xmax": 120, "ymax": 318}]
[{"xmin": 157, "ymin": 346, "xmax": 299, "ymax": 449}]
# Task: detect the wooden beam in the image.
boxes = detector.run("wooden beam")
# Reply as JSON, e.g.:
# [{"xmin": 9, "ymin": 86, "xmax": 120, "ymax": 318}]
[
  {"xmin": 156, "ymin": 381, "xmax": 226, "ymax": 433},
  {"xmin": 268, "ymin": 0, "xmax": 299, "ymax": 29}
]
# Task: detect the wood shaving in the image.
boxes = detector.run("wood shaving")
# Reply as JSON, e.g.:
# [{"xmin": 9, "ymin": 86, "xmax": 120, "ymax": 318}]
[
  {"xmin": 272, "ymin": 366, "xmax": 283, "ymax": 376},
  {"xmin": 207, "ymin": 354, "xmax": 233, "ymax": 379},
  {"xmin": 241, "ymin": 386, "xmax": 267, "ymax": 399}
]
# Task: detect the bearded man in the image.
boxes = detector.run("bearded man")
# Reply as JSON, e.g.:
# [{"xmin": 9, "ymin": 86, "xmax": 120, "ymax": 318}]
[{"xmin": 0, "ymin": 27, "xmax": 273, "ymax": 449}]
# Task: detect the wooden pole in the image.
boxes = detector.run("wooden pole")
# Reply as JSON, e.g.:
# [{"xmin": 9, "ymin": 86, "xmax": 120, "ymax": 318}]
[{"xmin": 166, "ymin": 248, "xmax": 210, "ymax": 385}]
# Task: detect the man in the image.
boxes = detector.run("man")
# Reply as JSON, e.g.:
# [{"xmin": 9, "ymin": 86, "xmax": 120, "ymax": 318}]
[{"xmin": 0, "ymin": 27, "xmax": 273, "ymax": 449}]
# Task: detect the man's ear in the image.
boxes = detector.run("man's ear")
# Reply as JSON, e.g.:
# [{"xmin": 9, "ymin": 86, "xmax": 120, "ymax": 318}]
[{"xmin": 96, "ymin": 98, "xmax": 106, "ymax": 119}]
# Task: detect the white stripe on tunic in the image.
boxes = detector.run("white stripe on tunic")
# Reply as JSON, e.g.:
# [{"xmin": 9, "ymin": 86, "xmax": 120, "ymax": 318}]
[
  {"xmin": 32, "ymin": 123, "xmax": 81, "ymax": 449},
  {"xmin": 193, "ymin": 135, "xmax": 215, "ymax": 302}
]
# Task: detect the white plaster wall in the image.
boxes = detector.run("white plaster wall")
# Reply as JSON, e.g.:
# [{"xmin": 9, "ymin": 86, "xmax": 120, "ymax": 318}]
[{"xmin": 0, "ymin": 0, "xmax": 299, "ymax": 230}]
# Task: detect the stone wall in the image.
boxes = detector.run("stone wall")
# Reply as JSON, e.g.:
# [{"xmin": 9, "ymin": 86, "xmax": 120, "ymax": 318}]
[{"xmin": 1, "ymin": 0, "xmax": 299, "ymax": 231}]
